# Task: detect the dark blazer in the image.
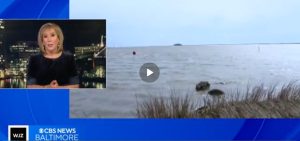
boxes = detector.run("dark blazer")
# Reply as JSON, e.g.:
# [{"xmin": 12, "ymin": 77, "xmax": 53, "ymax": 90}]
[{"xmin": 27, "ymin": 52, "xmax": 79, "ymax": 86}]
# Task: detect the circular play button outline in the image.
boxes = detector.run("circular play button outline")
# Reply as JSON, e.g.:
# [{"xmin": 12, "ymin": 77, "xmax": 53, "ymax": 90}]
[{"xmin": 139, "ymin": 63, "xmax": 160, "ymax": 83}]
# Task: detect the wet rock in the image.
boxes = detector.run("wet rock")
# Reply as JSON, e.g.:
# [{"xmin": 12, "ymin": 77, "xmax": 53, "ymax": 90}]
[
  {"xmin": 208, "ymin": 89, "xmax": 224, "ymax": 96},
  {"xmin": 196, "ymin": 81, "xmax": 210, "ymax": 91}
]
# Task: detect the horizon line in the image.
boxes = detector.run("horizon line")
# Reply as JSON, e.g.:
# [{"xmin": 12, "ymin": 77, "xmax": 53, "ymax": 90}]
[{"xmin": 108, "ymin": 42, "xmax": 300, "ymax": 48}]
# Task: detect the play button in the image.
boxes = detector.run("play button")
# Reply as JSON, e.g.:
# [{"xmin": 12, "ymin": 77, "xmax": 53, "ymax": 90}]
[
  {"xmin": 147, "ymin": 69, "xmax": 153, "ymax": 76},
  {"xmin": 139, "ymin": 63, "xmax": 160, "ymax": 83}
]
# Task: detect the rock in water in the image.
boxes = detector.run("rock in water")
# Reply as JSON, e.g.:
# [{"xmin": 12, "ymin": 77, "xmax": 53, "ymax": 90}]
[
  {"xmin": 196, "ymin": 81, "xmax": 210, "ymax": 91},
  {"xmin": 208, "ymin": 89, "xmax": 224, "ymax": 96}
]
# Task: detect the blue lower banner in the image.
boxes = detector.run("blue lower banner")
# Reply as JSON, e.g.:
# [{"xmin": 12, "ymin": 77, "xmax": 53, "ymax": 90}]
[{"xmin": 1, "ymin": 89, "xmax": 300, "ymax": 140}]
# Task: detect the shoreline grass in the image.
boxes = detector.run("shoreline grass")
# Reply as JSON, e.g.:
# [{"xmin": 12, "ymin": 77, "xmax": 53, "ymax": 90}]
[{"xmin": 136, "ymin": 83, "xmax": 300, "ymax": 118}]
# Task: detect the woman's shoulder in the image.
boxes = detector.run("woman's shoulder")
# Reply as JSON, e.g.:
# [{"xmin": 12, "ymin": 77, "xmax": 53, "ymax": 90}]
[
  {"xmin": 60, "ymin": 51, "xmax": 76, "ymax": 64},
  {"xmin": 29, "ymin": 53, "xmax": 43, "ymax": 61}
]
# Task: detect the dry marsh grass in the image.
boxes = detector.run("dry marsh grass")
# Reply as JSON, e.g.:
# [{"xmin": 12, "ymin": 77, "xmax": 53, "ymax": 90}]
[{"xmin": 136, "ymin": 83, "xmax": 300, "ymax": 118}]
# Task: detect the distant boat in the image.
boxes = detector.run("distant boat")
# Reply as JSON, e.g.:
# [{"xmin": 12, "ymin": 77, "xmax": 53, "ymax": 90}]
[{"xmin": 173, "ymin": 43, "xmax": 182, "ymax": 46}]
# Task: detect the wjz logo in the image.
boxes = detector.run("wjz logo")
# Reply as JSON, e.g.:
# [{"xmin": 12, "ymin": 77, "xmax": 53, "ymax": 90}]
[{"xmin": 8, "ymin": 125, "xmax": 29, "ymax": 141}]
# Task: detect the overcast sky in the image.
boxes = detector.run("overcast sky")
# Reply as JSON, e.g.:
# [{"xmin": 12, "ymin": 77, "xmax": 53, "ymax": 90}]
[{"xmin": 71, "ymin": 0, "xmax": 300, "ymax": 47}]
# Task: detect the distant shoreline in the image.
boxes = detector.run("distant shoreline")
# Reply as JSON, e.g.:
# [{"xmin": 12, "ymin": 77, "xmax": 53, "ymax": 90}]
[{"xmin": 108, "ymin": 43, "xmax": 300, "ymax": 48}]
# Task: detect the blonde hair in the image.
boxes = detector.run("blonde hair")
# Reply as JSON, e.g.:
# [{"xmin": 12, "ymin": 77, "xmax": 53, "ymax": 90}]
[{"xmin": 38, "ymin": 22, "xmax": 64, "ymax": 54}]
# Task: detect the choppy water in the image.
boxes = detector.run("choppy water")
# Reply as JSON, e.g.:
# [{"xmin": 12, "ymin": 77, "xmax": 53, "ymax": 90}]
[{"xmin": 70, "ymin": 44, "xmax": 300, "ymax": 118}]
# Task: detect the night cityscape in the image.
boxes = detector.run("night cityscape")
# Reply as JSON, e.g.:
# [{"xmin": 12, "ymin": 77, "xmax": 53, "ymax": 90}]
[{"xmin": 0, "ymin": 20, "xmax": 106, "ymax": 88}]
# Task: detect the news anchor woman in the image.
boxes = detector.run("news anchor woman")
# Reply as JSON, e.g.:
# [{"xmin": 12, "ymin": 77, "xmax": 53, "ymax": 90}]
[{"xmin": 27, "ymin": 23, "xmax": 79, "ymax": 88}]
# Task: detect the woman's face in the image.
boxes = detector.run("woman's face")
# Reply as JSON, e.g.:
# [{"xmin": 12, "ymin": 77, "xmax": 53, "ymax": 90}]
[{"xmin": 42, "ymin": 28, "xmax": 60, "ymax": 53}]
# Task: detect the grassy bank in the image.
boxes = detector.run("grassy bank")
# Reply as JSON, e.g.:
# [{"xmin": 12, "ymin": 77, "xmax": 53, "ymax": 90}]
[{"xmin": 136, "ymin": 83, "xmax": 300, "ymax": 118}]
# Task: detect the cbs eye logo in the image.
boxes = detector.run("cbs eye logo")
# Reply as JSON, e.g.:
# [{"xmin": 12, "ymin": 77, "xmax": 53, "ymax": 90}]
[{"xmin": 8, "ymin": 125, "xmax": 29, "ymax": 141}]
